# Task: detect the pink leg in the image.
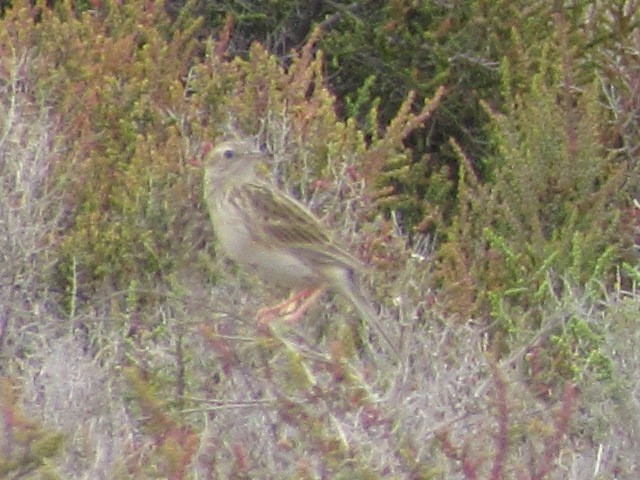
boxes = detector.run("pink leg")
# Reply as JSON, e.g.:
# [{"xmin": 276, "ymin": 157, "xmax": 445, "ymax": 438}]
[
  {"xmin": 281, "ymin": 287, "xmax": 326, "ymax": 323},
  {"xmin": 256, "ymin": 287, "xmax": 327, "ymax": 325}
]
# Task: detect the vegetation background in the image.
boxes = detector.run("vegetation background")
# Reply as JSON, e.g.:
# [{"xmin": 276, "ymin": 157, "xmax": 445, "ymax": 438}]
[{"xmin": 1, "ymin": 0, "xmax": 640, "ymax": 478}]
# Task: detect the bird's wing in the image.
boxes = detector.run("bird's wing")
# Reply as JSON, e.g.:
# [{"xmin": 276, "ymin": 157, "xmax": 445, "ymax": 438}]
[{"xmin": 230, "ymin": 182, "xmax": 363, "ymax": 271}]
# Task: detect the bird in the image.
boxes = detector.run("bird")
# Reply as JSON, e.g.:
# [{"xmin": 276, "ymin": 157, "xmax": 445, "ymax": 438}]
[{"xmin": 202, "ymin": 136, "xmax": 398, "ymax": 356}]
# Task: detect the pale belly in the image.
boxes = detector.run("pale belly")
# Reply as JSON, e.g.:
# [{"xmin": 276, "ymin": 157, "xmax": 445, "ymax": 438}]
[{"xmin": 215, "ymin": 211, "xmax": 320, "ymax": 288}]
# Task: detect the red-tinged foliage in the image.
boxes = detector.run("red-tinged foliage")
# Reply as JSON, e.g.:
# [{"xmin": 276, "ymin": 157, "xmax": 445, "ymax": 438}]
[
  {"xmin": 1, "ymin": 1, "xmax": 638, "ymax": 478},
  {"xmin": 125, "ymin": 367, "xmax": 199, "ymax": 479},
  {"xmin": 0, "ymin": 378, "xmax": 65, "ymax": 477}
]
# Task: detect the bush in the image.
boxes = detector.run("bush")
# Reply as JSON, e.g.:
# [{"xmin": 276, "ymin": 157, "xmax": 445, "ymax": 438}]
[{"xmin": 1, "ymin": 1, "xmax": 639, "ymax": 478}]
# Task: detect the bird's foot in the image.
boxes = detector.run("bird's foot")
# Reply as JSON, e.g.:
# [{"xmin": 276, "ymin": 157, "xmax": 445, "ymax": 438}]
[{"xmin": 256, "ymin": 288, "xmax": 326, "ymax": 325}]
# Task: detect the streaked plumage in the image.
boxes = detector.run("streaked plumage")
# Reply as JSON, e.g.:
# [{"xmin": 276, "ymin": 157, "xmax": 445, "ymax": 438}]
[{"xmin": 203, "ymin": 138, "xmax": 397, "ymax": 355}]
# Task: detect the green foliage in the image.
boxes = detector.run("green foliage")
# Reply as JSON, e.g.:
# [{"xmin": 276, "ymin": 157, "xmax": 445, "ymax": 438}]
[
  {"xmin": 0, "ymin": 378, "xmax": 65, "ymax": 479},
  {"xmin": 124, "ymin": 367, "xmax": 198, "ymax": 478},
  {"xmin": 371, "ymin": 88, "xmax": 448, "ymax": 231},
  {"xmin": 0, "ymin": 0, "xmax": 435, "ymax": 326},
  {"xmin": 437, "ymin": 25, "xmax": 625, "ymax": 318},
  {"xmin": 0, "ymin": 0, "xmax": 206, "ymax": 315},
  {"xmin": 2, "ymin": 1, "xmax": 639, "ymax": 477},
  {"xmin": 432, "ymin": 13, "xmax": 628, "ymax": 387},
  {"xmin": 550, "ymin": 316, "xmax": 613, "ymax": 382},
  {"xmin": 589, "ymin": 2, "xmax": 640, "ymax": 198},
  {"xmin": 321, "ymin": 1, "xmax": 455, "ymax": 123}
]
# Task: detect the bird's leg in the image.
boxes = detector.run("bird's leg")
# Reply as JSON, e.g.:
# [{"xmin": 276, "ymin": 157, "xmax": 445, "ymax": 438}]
[
  {"xmin": 281, "ymin": 287, "xmax": 326, "ymax": 324},
  {"xmin": 256, "ymin": 287, "xmax": 326, "ymax": 325},
  {"xmin": 256, "ymin": 288, "xmax": 315, "ymax": 324}
]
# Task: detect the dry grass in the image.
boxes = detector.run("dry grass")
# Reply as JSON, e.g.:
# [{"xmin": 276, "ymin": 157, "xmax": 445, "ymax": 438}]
[
  {"xmin": 3, "ymin": 101, "xmax": 640, "ymax": 477},
  {"xmin": 1, "ymin": 30, "xmax": 640, "ymax": 480}
]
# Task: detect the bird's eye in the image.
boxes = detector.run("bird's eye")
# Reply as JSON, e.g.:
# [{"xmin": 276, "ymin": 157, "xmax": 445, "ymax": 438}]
[{"xmin": 223, "ymin": 149, "xmax": 234, "ymax": 159}]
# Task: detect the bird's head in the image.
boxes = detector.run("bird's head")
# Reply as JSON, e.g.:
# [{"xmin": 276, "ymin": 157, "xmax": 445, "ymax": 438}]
[{"xmin": 203, "ymin": 138, "xmax": 267, "ymax": 187}]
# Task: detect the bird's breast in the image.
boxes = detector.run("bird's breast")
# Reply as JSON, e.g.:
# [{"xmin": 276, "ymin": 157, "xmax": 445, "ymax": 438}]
[{"xmin": 211, "ymin": 199, "xmax": 321, "ymax": 288}]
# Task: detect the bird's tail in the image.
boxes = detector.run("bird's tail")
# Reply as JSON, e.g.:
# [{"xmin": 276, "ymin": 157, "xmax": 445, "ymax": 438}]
[{"xmin": 334, "ymin": 273, "xmax": 400, "ymax": 359}]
